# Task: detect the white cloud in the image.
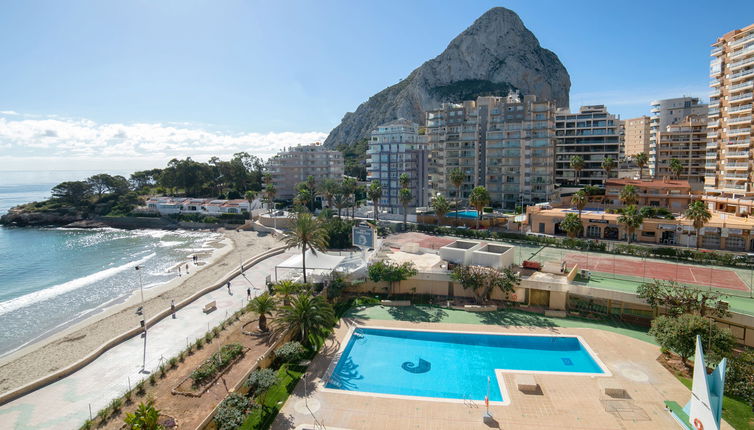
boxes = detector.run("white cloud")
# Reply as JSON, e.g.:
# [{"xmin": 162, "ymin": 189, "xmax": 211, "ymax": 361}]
[
  {"xmin": 0, "ymin": 113, "xmax": 328, "ymax": 171},
  {"xmin": 0, "ymin": 110, "xmax": 19, "ymax": 116}
]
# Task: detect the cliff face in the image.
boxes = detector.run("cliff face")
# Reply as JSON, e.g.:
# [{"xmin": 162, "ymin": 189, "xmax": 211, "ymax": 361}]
[{"xmin": 324, "ymin": 7, "xmax": 570, "ymax": 148}]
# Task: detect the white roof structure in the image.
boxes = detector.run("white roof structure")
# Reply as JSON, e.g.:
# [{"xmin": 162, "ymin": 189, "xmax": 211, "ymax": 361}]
[{"xmin": 274, "ymin": 250, "xmax": 346, "ymax": 282}]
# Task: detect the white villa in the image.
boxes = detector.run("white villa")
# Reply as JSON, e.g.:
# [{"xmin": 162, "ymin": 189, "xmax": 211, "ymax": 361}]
[{"xmin": 144, "ymin": 197, "xmax": 250, "ymax": 215}]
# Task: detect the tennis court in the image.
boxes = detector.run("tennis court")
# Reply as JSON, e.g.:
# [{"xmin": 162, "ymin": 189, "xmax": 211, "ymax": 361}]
[{"xmin": 564, "ymin": 253, "xmax": 749, "ymax": 291}]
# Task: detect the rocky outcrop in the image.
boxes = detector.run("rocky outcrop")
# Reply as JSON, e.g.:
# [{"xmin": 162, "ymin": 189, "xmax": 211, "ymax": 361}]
[
  {"xmin": 0, "ymin": 209, "xmax": 85, "ymax": 227},
  {"xmin": 324, "ymin": 7, "xmax": 570, "ymax": 148}
]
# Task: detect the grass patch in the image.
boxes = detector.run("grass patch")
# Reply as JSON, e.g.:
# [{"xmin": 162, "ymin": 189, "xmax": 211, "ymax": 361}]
[
  {"xmin": 676, "ymin": 375, "xmax": 753, "ymax": 430},
  {"xmin": 240, "ymin": 364, "xmax": 304, "ymax": 430}
]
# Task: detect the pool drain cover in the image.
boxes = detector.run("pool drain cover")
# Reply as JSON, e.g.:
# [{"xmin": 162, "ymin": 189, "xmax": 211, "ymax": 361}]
[{"xmin": 561, "ymin": 357, "xmax": 573, "ymax": 366}]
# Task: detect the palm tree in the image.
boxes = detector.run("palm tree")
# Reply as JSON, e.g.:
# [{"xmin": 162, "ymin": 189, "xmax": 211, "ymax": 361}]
[
  {"xmin": 618, "ymin": 204, "xmax": 643, "ymax": 244},
  {"xmin": 294, "ymin": 187, "xmax": 313, "ymax": 212},
  {"xmin": 634, "ymin": 152, "xmax": 649, "ymax": 179},
  {"xmin": 333, "ymin": 185, "xmax": 347, "ymax": 218},
  {"xmin": 367, "ymin": 180, "xmax": 383, "ymax": 222},
  {"xmin": 398, "ymin": 188, "xmax": 412, "ymax": 229},
  {"xmin": 431, "ymin": 195, "xmax": 450, "ymax": 225},
  {"xmin": 685, "ymin": 200, "xmax": 712, "ymax": 249},
  {"xmin": 570, "ymin": 155, "xmax": 585, "ymax": 185},
  {"xmin": 449, "ymin": 167, "xmax": 465, "ymax": 225},
  {"xmin": 341, "ymin": 177, "xmax": 357, "ymax": 219},
  {"xmin": 399, "ymin": 173, "xmax": 410, "ymax": 189},
  {"xmin": 264, "ymin": 183, "xmax": 277, "ymax": 214},
  {"xmin": 273, "ymin": 280, "xmax": 301, "ymax": 306},
  {"xmin": 244, "ymin": 190, "xmax": 257, "ymax": 220},
  {"xmin": 247, "ymin": 292, "xmax": 276, "ymax": 332},
  {"xmin": 560, "ymin": 213, "xmax": 583, "ymax": 238},
  {"xmin": 319, "ymin": 178, "xmax": 338, "ymax": 210},
  {"xmin": 273, "ymin": 293, "xmax": 335, "ymax": 347},
  {"xmin": 468, "ymin": 186, "xmax": 490, "ymax": 229},
  {"xmin": 669, "ymin": 158, "xmax": 684, "ymax": 180},
  {"xmin": 571, "ymin": 190, "xmax": 588, "ymax": 221},
  {"xmin": 283, "ymin": 212, "xmax": 329, "ymax": 283},
  {"xmin": 601, "ymin": 156, "xmax": 616, "ymax": 179},
  {"xmin": 619, "ymin": 184, "xmax": 638, "ymax": 206}
]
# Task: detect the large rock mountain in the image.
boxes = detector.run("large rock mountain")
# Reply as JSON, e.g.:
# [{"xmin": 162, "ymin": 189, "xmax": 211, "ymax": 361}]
[{"xmin": 324, "ymin": 7, "xmax": 570, "ymax": 148}]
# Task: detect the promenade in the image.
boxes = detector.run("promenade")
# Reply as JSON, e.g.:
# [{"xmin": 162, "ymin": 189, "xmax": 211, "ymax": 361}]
[{"xmin": 0, "ymin": 250, "xmax": 295, "ymax": 430}]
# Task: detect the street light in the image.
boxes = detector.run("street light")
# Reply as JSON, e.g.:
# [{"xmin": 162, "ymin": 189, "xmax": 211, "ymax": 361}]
[{"xmin": 135, "ymin": 265, "xmax": 147, "ymax": 373}]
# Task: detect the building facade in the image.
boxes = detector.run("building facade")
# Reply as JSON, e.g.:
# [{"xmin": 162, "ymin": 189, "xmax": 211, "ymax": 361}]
[
  {"xmin": 648, "ymin": 97, "xmax": 708, "ymax": 177},
  {"xmin": 266, "ymin": 143, "xmax": 344, "ymax": 200},
  {"xmin": 367, "ymin": 119, "xmax": 429, "ymax": 213},
  {"xmin": 144, "ymin": 197, "xmax": 250, "ymax": 215},
  {"xmin": 426, "ymin": 92, "xmax": 557, "ymax": 210},
  {"xmin": 624, "ymin": 116, "xmax": 651, "ymax": 156},
  {"xmin": 555, "ymin": 105, "xmax": 623, "ymax": 187},
  {"xmin": 654, "ymin": 114, "xmax": 707, "ymax": 189},
  {"xmin": 705, "ymin": 23, "xmax": 754, "ymax": 216}
]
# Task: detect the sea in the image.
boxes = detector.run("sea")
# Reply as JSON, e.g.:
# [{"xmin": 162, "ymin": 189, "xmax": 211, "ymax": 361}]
[{"xmin": 0, "ymin": 171, "xmax": 221, "ymax": 356}]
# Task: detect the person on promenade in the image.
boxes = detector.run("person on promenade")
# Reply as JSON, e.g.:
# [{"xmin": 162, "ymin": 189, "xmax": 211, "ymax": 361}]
[
  {"xmin": 227, "ymin": 281, "xmax": 232, "ymax": 294},
  {"xmin": 178, "ymin": 266, "xmax": 181, "ymax": 277},
  {"xmin": 171, "ymin": 299, "xmax": 176, "ymax": 318},
  {"xmin": 247, "ymin": 287, "xmax": 251, "ymax": 299},
  {"xmin": 185, "ymin": 263, "xmax": 189, "ymax": 274}
]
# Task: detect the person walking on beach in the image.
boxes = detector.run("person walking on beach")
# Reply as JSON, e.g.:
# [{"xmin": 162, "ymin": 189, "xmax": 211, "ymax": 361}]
[{"xmin": 178, "ymin": 266, "xmax": 181, "ymax": 277}]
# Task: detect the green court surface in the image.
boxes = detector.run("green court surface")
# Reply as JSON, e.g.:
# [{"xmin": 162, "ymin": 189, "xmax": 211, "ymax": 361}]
[{"xmin": 346, "ymin": 305, "xmax": 656, "ymax": 345}]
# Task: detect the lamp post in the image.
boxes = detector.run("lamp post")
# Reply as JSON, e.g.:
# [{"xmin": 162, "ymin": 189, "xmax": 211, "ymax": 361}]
[{"xmin": 135, "ymin": 265, "xmax": 147, "ymax": 373}]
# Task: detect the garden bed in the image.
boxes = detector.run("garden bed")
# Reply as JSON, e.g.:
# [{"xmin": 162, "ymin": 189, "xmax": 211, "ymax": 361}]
[{"xmin": 172, "ymin": 344, "xmax": 248, "ymax": 397}]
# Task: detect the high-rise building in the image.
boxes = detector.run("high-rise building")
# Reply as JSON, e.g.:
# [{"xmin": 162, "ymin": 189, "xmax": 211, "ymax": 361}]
[
  {"xmin": 366, "ymin": 119, "xmax": 429, "ymax": 214},
  {"xmin": 426, "ymin": 92, "xmax": 557, "ymax": 209},
  {"xmin": 648, "ymin": 97, "xmax": 708, "ymax": 177},
  {"xmin": 554, "ymin": 105, "xmax": 623, "ymax": 187},
  {"xmin": 266, "ymin": 143, "xmax": 344, "ymax": 200},
  {"xmin": 654, "ymin": 114, "xmax": 707, "ymax": 189},
  {"xmin": 704, "ymin": 23, "xmax": 754, "ymax": 216},
  {"xmin": 624, "ymin": 116, "xmax": 651, "ymax": 156}
]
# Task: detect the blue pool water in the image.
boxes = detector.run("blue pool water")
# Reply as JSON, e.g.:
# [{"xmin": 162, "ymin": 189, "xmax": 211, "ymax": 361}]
[
  {"xmin": 326, "ymin": 328, "xmax": 604, "ymax": 401},
  {"xmin": 447, "ymin": 210, "xmax": 479, "ymax": 219}
]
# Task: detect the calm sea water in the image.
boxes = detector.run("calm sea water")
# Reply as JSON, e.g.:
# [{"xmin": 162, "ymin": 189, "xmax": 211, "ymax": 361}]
[{"xmin": 0, "ymin": 171, "xmax": 220, "ymax": 356}]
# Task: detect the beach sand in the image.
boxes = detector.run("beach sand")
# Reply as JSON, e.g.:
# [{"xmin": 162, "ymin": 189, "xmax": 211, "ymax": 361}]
[{"xmin": 0, "ymin": 229, "xmax": 282, "ymax": 395}]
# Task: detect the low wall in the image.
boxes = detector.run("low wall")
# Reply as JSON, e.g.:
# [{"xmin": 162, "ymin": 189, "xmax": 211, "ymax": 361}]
[{"xmin": 0, "ymin": 246, "xmax": 287, "ymax": 406}]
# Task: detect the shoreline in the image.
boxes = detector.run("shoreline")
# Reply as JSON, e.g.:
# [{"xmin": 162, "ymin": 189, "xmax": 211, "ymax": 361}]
[
  {"xmin": 0, "ymin": 229, "xmax": 282, "ymax": 395},
  {"xmin": 0, "ymin": 232, "xmax": 229, "ymax": 363}
]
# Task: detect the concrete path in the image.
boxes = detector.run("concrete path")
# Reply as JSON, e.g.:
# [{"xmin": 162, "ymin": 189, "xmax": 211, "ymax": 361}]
[{"xmin": 0, "ymin": 250, "xmax": 295, "ymax": 430}]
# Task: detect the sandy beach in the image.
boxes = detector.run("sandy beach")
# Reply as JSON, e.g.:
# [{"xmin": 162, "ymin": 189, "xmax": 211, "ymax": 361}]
[{"xmin": 0, "ymin": 228, "xmax": 281, "ymax": 395}]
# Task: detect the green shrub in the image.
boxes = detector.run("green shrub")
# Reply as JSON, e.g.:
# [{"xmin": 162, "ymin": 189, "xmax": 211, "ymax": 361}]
[
  {"xmin": 725, "ymin": 349, "xmax": 754, "ymax": 407},
  {"xmin": 96, "ymin": 407, "xmax": 110, "ymax": 422},
  {"xmin": 109, "ymin": 397, "xmax": 122, "ymax": 415},
  {"xmin": 246, "ymin": 368, "xmax": 279, "ymax": 397},
  {"xmin": 196, "ymin": 338, "xmax": 204, "ymax": 349},
  {"xmin": 204, "ymin": 332, "xmax": 213, "ymax": 343},
  {"xmin": 158, "ymin": 364, "xmax": 167, "ymax": 378},
  {"xmin": 214, "ymin": 393, "xmax": 254, "ymax": 430},
  {"xmin": 135, "ymin": 379, "xmax": 146, "ymax": 395},
  {"xmin": 274, "ymin": 341, "xmax": 306, "ymax": 364},
  {"xmin": 79, "ymin": 419, "xmax": 93, "ymax": 430},
  {"xmin": 169, "ymin": 357, "xmax": 178, "ymax": 368},
  {"xmin": 148, "ymin": 373, "xmax": 156, "ymax": 385},
  {"xmin": 191, "ymin": 343, "xmax": 244, "ymax": 388}
]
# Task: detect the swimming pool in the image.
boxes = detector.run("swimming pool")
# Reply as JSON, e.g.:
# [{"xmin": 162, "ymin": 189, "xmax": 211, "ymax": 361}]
[
  {"xmin": 447, "ymin": 210, "xmax": 479, "ymax": 219},
  {"xmin": 325, "ymin": 327, "xmax": 607, "ymax": 403}
]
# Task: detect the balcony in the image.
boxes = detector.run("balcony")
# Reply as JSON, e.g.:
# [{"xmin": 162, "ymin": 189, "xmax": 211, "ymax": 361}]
[
  {"xmin": 730, "ymin": 56, "xmax": 754, "ymax": 71},
  {"xmin": 707, "ymin": 131, "xmax": 719, "ymax": 138},
  {"xmin": 730, "ymin": 44, "xmax": 754, "ymax": 60},
  {"xmin": 728, "ymin": 128, "xmax": 751, "ymax": 136},
  {"xmin": 730, "ymin": 80, "xmax": 754, "ymax": 93},
  {"xmin": 730, "ymin": 32, "xmax": 754, "ymax": 48},
  {"xmin": 724, "ymin": 172, "xmax": 750, "ymax": 180},
  {"xmin": 730, "ymin": 68, "xmax": 754, "ymax": 82},
  {"xmin": 726, "ymin": 151, "xmax": 750, "ymax": 158},
  {"xmin": 730, "ymin": 92, "xmax": 753, "ymax": 103},
  {"xmin": 729, "ymin": 104, "xmax": 752, "ymax": 113},
  {"xmin": 708, "ymin": 107, "xmax": 720, "ymax": 117},
  {"xmin": 725, "ymin": 162, "xmax": 749, "ymax": 170},
  {"xmin": 723, "ymin": 183, "xmax": 748, "ymax": 191},
  {"xmin": 708, "ymin": 120, "xmax": 720, "ymax": 128},
  {"xmin": 710, "ymin": 78, "xmax": 721, "ymax": 87},
  {"xmin": 727, "ymin": 140, "xmax": 751, "ymax": 148},
  {"xmin": 706, "ymin": 142, "xmax": 718, "ymax": 149},
  {"xmin": 711, "ymin": 46, "xmax": 723, "ymax": 56},
  {"xmin": 728, "ymin": 115, "xmax": 752, "ymax": 125}
]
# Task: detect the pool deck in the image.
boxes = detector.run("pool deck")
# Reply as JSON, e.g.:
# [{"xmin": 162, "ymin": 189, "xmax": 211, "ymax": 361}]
[{"xmin": 274, "ymin": 319, "xmax": 734, "ymax": 430}]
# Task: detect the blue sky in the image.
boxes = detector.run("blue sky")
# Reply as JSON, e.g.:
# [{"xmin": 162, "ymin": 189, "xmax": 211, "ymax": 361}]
[{"xmin": 1, "ymin": 0, "xmax": 752, "ymax": 171}]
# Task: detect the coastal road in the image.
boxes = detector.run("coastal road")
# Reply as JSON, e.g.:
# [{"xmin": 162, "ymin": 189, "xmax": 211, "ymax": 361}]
[{"xmin": 0, "ymin": 250, "xmax": 296, "ymax": 430}]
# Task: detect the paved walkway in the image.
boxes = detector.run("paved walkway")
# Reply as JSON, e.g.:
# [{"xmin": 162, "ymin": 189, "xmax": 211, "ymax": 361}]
[{"xmin": 0, "ymin": 251, "xmax": 295, "ymax": 430}]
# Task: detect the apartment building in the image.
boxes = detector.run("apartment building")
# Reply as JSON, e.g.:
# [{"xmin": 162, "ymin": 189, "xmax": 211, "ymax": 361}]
[
  {"xmin": 624, "ymin": 116, "xmax": 650, "ymax": 156},
  {"xmin": 555, "ymin": 105, "xmax": 623, "ymax": 187},
  {"xmin": 705, "ymin": 23, "xmax": 754, "ymax": 216},
  {"xmin": 366, "ymin": 119, "xmax": 429, "ymax": 213},
  {"xmin": 266, "ymin": 143, "xmax": 344, "ymax": 200},
  {"xmin": 654, "ymin": 114, "xmax": 707, "ymax": 189},
  {"xmin": 648, "ymin": 97, "xmax": 708, "ymax": 177},
  {"xmin": 426, "ymin": 91, "xmax": 557, "ymax": 210}
]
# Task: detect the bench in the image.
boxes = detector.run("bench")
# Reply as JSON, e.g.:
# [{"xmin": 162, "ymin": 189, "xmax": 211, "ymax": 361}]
[
  {"xmin": 203, "ymin": 301, "xmax": 217, "ymax": 313},
  {"xmin": 599, "ymin": 379, "xmax": 628, "ymax": 398},
  {"xmin": 514, "ymin": 374, "xmax": 539, "ymax": 394},
  {"xmin": 380, "ymin": 300, "xmax": 411, "ymax": 307},
  {"xmin": 522, "ymin": 260, "xmax": 542, "ymax": 270}
]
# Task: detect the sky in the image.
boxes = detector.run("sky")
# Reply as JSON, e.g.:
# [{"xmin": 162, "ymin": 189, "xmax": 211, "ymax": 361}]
[{"xmin": 1, "ymin": 0, "xmax": 753, "ymax": 173}]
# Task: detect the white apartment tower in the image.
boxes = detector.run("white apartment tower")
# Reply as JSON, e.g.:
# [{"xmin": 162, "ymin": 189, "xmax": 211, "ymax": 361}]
[
  {"xmin": 648, "ymin": 97, "xmax": 708, "ymax": 177},
  {"xmin": 426, "ymin": 92, "xmax": 557, "ymax": 209},
  {"xmin": 367, "ymin": 119, "xmax": 429, "ymax": 214},
  {"xmin": 266, "ymin": 143, "xmax": 344, "ymax": 200}
]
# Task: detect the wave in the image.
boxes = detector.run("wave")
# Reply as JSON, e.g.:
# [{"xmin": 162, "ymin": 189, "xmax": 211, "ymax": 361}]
[{"xmin": 0, "ymin": 252, "xmax": 156, "ymax": 317}]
